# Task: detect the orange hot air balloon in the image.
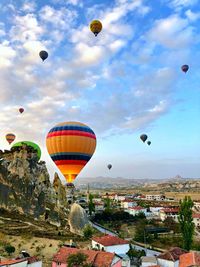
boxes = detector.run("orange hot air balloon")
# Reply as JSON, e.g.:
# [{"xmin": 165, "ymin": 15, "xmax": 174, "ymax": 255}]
[
  {"xmin": 46, "ymin": 121, "xmax": 96, "ymax": 184},
  {"xmin": 6, "ymin": 133, "xmax": 16, "ymax": 144}
]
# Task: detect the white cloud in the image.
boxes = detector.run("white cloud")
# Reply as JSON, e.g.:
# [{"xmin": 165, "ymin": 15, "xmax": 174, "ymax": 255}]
[
  {"xmin": 185, "ymin": 9, "xmax": 200, "ymax": 21},
  {"xmin": 147, "ymin": 15, "xmax": 195, "ymax": 49},
  {"xmin": 0, "ymin": 42, "xmax": 16, "ymax": 68},
  {"xmin": 21, "ymin": 1, "xmax": 36, "ymax": 12},
  {"xmin": 167, "ymin": 0, "xmax": 198, "ymax": 9}
]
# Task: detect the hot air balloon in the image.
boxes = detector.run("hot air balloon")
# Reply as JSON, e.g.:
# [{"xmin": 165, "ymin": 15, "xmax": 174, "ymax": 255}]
[
  {"xmin": 39, "ymin": 50, "xmax": 48, "ymax": 61},
  {"xmin": 46, "ymin": 121, "xmax": 97, "ymax": 184},
  {"xmin": 181, "ymin": 65, "xmax": 189, "ymax": 73},
  {"xmin": 90, "ymin": 20, "xmax": 102, "ymax": 36},
  {"xmin": 107, "ymin": 164, "xmax": 112, "ymax": 170},
  {"xmin": 19, "ymin": 108, "xmax": 24, "ymax": 114},
  {"xmin": 140, "ymin": 134, "xmax": 148, "ymax": 143},
  {"xmin": 147, "ymin": 141, "xmax": 151, "ymax": 146},
  {"xmin": 6, "ymin": 133, "xmax": 16, "ymax": 144},
  {"xmin": 12, "ymin": 141, "xmax": 41, "ymax": 160}
]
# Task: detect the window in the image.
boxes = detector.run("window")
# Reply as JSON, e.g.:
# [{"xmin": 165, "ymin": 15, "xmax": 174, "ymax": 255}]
[{"xmin": 57, "ymin": 262, "xmax": 61, "ymax": 266}]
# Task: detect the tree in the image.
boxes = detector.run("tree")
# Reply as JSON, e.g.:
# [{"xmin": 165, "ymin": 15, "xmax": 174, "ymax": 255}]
[
  {"xmin": 104, "ymin": 197, "xmax": 111, "ymax": 212},
  {"xmin": 67, "ymin": 252, "xmax": 92, "ymax": 267},
  {"xmin": 178, "ymin": 196, "xmax": 194, "ymax": 250},
  {"xmin": 5, "ymin": 245, "xmax": 15, "ymax": 256},
  {"xmin": 88, "ymin": 194, "xmax": 95, "ymax": 216},
  {"xmin": 83, "ymin": 224, "xmax": 94, "ymax": 239}
]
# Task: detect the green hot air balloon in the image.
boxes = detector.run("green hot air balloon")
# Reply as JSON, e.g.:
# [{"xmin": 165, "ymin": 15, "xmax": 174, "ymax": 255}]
[{"xmin": 12, "ymin": 141, "xmax": 41, "ymax": 160}]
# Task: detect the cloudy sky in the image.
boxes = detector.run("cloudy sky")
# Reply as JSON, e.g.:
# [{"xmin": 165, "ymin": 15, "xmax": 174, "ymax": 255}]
[{"xmin": 0, "ymin": 0, "xmax": 199, "ymax": 182}]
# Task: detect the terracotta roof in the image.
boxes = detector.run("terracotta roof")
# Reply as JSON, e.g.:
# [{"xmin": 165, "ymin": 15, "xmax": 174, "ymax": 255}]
[
  {"xmin": 129, "ymin": 206, "xmax": 144, "ymax": 210},
  {"xmin": 193, "ymin": 213, "xmax": 200, "ymax": 219},
  {"xmin": 0, "ymin": 259, "xmax": 26, "ymax": 266},
  {"xmin": 160, "ymin": 208, "xmax": 179, "ymax": 213},
  {"xmin": 157, "ymin": 247, "xmax": 187, "ymax": 262},
  {"xmin": 27, "ymin": 256, "xmax": 40, "ymax": 264},
  {"xmin": 179, "ymin": 252, "xmax": 200, "ymax": 267},
  {"xmin": 92, "ymin": 234, "xmax": 129, "ymax": 246},
  {"xmin": 52, "ymin": 247, "xmax": 115, "ymax": 267}
]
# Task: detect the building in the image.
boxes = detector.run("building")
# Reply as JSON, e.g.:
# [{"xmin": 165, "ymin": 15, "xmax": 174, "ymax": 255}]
[
  {"xmin": 94, "ymin": 201, "xmax": 104, "ymax": 212},
  {"xmin": 192, "ymin": 213, "xmax": 200, "ymax": 228},
  {"xmin": 121, "ymin": 200, "xmax": 137, "ymax": 209},
  {"xmin": 0, "ymin": 257, "xmax": 42, "ymax": 267},
  {"xmin": 52, "ymin": 246, "xmax": 122, "ymax": 267},
  {"xmin": 141, "ymin": 256, "xmax": 157, "ymax": 267},
  {"xmin": 159, "ymin": 208, "xmax": 179, "ymax": 222},
  {"xmin": 146, "ymin": 195, "xmax": 165, "ymax": 201},
  {"xmin": 157, "ymin": 247, "xmax": 187, "ymax": 267},
  {"xmin": 179, "ymin": 252, "xmax": 200, "ymax": 267},
  {"xmin": 126, "ymin": 206, "xmax": 146, "ymax": 216},
  {"xmin": 92, "ymin": 235, "xmax": 129, "ymax": 254}
]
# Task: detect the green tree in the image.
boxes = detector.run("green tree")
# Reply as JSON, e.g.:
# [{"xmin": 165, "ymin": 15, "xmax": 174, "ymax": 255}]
[
  {"xmin": 178, "ymin": 196, "xmax": 194, "ymax": 250},
  {"xmin": 83, "ymin": 224, "xmax": 94, "ymax": 239},
  {"xmin": 88, "ymin": 193, "xmax": 95, "ymax": 216},
  {"xmin": 67, "ymin": 252, "xmax": 92, "ymax": 267},
  {"xmin": 104, "ymin": 197, "xmax": 111, "ymax": 212},
  {"xmin": 5, "ymin": 245, "xmax": 15, "ymax": 256}
]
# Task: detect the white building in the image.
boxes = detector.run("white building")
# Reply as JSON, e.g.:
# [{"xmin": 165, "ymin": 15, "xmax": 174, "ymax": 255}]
[
  {"xmin": 146, "ymin": 195, "xmax": 165, "ymax": 201},
  {"xmin": 0, "ymin": 257, "xmax": 42, "ymax": 267},
  {"xmin": 94, "ymin": 202, "xmax": 104, "ymax": 212},
  {"xmin": 156, "ymin": 247, "xmax": 187, "ymax": 267},
  {"xmin": 192, "ymin": 213, "xmax": 200, "ymax": 227},
  {"xmin": 159, "ymin": 208, "xmax": 179, "ymax": 222},
  {"xmin": 126, "ymin": 206, "xmax": 146, "ymax": 216},
  {"xmin": 121, "ymin": 200, "xmax": 137, "ymax": 209},
  {"xmin": 114, "ymin": 194, "xmax": 126, "ymax": 202},
  {"xmin": 141, "ymin": 256, "xmax": 157, "ymax": 267}
]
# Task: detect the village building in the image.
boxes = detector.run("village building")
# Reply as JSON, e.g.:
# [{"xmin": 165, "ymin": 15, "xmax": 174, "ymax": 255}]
[{"xmin": 52, "ymin": 246, "xmax": 122, "ymax": 267}]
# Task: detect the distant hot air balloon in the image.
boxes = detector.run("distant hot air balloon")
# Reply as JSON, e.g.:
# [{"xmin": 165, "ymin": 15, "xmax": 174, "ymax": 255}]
[
  {"xmin": 6, "ymin": 133, "xmax": 16, "ymax": 144},
  {"xmin": 147, "ymin": 141, "xmax": 151, "ymax": 146},
  {"xmin": 19, "ymin": 108, "xmax": 24, "ymax": 114},
  {"xmin": 46, "ymin": 121, "xmax": 97, "ymax": 184},
  {"xmin": 107, "ymin": 164, "xmax": 112, "ymax": 170},
  {"xmin": 39, "ymin": 50, "xmax": 48, "ymax": 61},
  {"xmin": 181, "ymin": 65, "xmax": 189, "ymax": 73},
  {"xmin": 90, "ymin": 20, "xmax": 102, "ymax": 36},
  {"xmin": 140, "ymin": 134, "xmax": 148, "ymax": 143},
  {"xmin": 12, "ymin": 141, "xmax": 41, "ymax": 160}
]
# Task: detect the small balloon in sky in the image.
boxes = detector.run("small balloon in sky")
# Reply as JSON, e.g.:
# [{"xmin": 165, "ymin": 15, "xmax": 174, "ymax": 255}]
[
  {"xmin": 147, "ymin": 141, "xmax": 151, "ymax": 146},
  {"xmin": 181, "ymin": 65, "xmax": 189, "ymax": 73},
  {"xmin": 107, "ymin": 164, "xmax": 112, "ymax": 170},
  {"xmin": 19, "ymin": 108, "xmax": 24, "ymax": 114},
  {"xmin": 39, "ymin": 50, "xmax": 48, "ymax": 61},
  {"xmin": 140, "ymin": 134, "xmax": 148, "ymax": 143},
  {"xmin": 6, "ymin": 133, "xmax": 16, "ymax": 144},
  {"xmin": 90, "ymin": 20, "xmax": 102, "ymax": 36}
]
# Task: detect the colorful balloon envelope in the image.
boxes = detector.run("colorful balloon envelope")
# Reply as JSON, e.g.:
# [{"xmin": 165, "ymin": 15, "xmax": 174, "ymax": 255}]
[
  {"xmin": 46, "ymin": 121, "xmax": 97, "ymax": 183},
  {"xmin": 90, "ymin": 20, "xmax": 102, "ymax": 36},
  {"xmin": 6, "ymin": 133, "xmax": 16, "ymax": 144}
]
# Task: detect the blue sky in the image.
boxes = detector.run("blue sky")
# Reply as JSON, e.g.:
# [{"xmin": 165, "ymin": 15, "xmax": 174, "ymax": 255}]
[{"xmin": 0, "ymin": 0, "xmax": 199, "ymax": 181}]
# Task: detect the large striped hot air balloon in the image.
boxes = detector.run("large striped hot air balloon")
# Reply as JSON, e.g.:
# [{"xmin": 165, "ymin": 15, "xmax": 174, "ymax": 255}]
[
  {"xmin": 46, "ymin": 121, "xmax": 96, "ymax": 184},
  {"xmin": 6, "ymin": 133, "xmax": 16, "ymax": 144}
]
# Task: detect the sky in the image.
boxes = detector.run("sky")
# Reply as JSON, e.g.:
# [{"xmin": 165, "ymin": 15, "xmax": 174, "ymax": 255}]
[{"xmin": 0, "ymin": 0, "xmax": 199, "ymax": 182}]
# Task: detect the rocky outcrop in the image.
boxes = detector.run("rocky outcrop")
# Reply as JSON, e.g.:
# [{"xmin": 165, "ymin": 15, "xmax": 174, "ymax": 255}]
[
  {"xmin": 68, "ymin": 203, "xmax": 88, "ymax": 235},
  {"xmin": 0, "ymin": 145, "xmax": 68, "ymax": 226}
]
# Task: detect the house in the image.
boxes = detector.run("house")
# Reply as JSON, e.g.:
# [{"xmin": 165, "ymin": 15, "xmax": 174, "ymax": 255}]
[
  {"xmin": 114, "ymin": 194, "xmax": 126, "ymax": 202},
  {"xmin": 192, "ymin": 213, "xmax": 200, "ymax": 228},
  {"xmin": 145, "ymin": 195, "xmax": 165, "ymax": 201},
  {"xmin": 0, "ymin": 257, "xmax": 41, "ymax": 267},
  {"xmin": 159, "ymin": 208, "xmax": 179, "ymax": 222},
  {"xmin": 179, "ymin": 252, "xmax": 200, "ymax": 267},
  {"xmin": 52, "ymin": 246, "xmax": 122, "ymax": 267},
  {"xmin": 141, "ymin": 256, "xmax": 157, "ymax": 267},
  {"xmin": 94, "ymin": 202, "xmax": 104, "ymax": 212},
  {"xmin": 157, "ymin": 247, "xmax": 187, "ymax": 267},
  {"xmin": 126, "ymin": 206, "xmax": 146, "ymax": 216},
  {"xmin": 92, "ymin": 235, "xmax": 130, "ymax": 266},
  {"xmin": 121, "ymin": 199, "xmax": 137, "ymax": 209},
  {"xmin": 92, "ymin": 235, "xmax": 129, "ymax": 254}
]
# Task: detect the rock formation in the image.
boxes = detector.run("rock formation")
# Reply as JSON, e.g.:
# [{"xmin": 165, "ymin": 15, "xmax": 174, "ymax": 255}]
[
  {"xmin": 68, "ymin": 203, "xmax": 89, "ymax": 235},
  {"xmin": 0, "ymin": 145, "xmax": 68, "ymax": 226}
]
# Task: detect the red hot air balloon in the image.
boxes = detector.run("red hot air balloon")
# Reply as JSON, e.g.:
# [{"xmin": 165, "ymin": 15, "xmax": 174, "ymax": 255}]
[
  {"xmin": 19, "ymin": 108, "xmax": 24, "ymax": 114},
  {"xmin": 6, "ymin": 133, "xmax": 16, "ymax": 144},
  {"xmin": 181, "ymin": 65, "xmax": 189, "ymax": 73}
]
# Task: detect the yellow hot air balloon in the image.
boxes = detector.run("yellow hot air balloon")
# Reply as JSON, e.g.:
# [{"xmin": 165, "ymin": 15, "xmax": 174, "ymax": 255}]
[
  {"xmin": 46, "ymin": 121, "xmax": 96, "ymax": 184},
  {"xmin": 6, "ymin": 133, "xmax": 16, "ymax": 144},
  {"xmin": 90, "ymin": 20, "xmax": 102, "ymax": 36}
]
